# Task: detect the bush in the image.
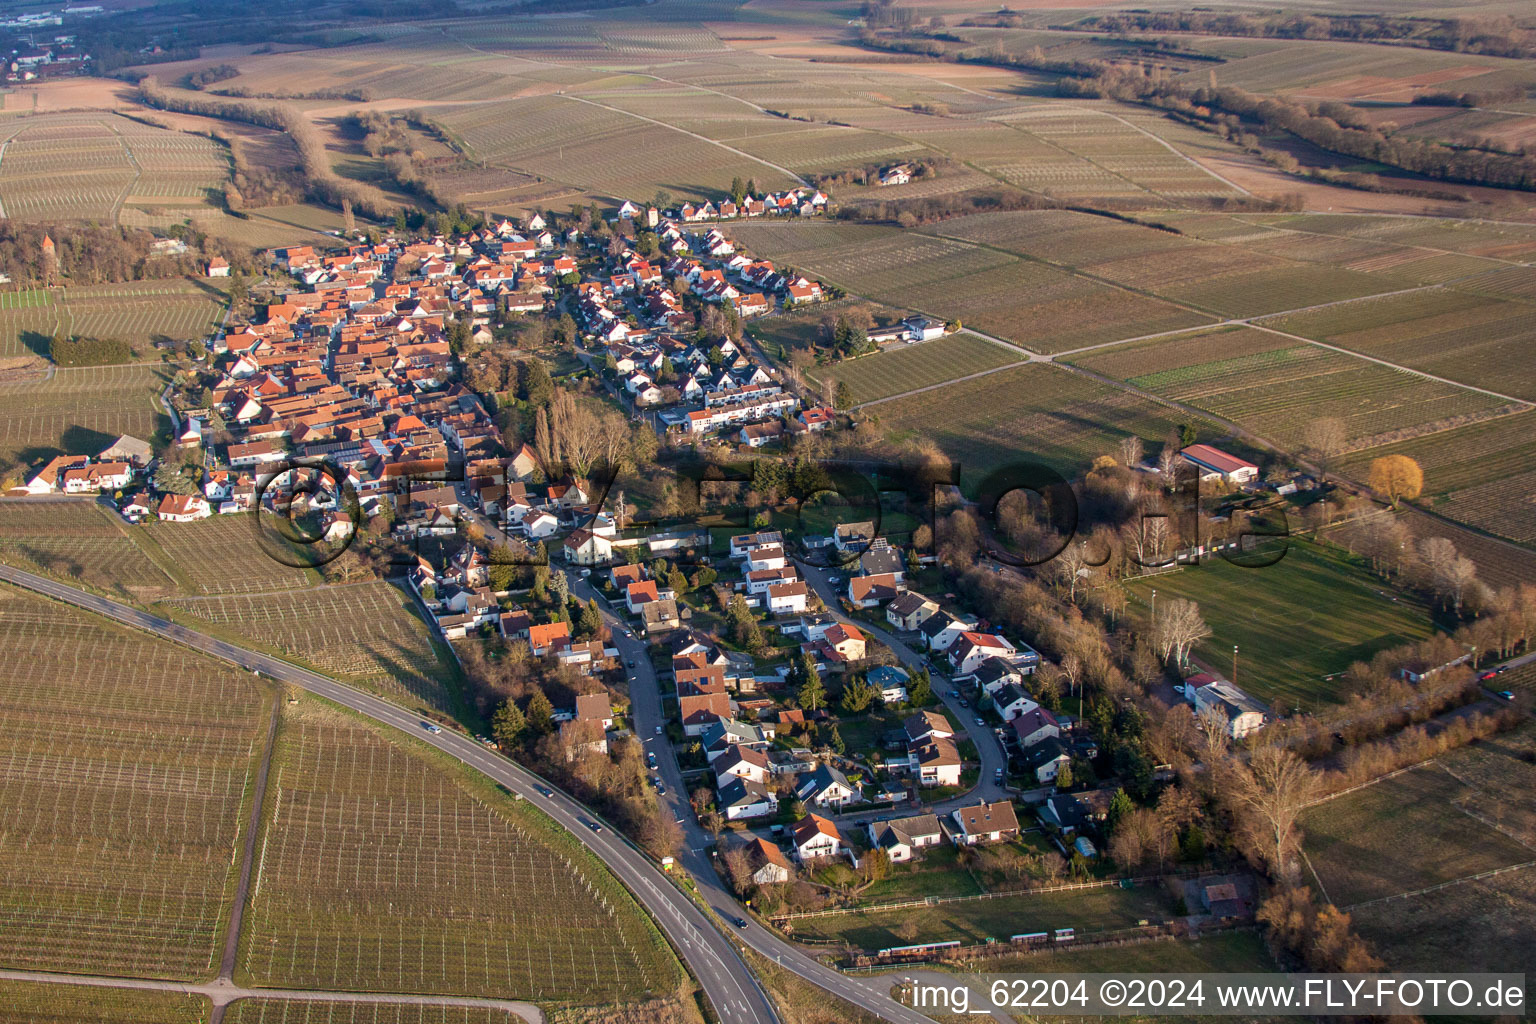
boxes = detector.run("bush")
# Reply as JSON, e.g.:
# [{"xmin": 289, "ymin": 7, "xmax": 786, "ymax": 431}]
[{"xmin": 50, "ymin": 334, "xmax": 130, "ymax": 367}]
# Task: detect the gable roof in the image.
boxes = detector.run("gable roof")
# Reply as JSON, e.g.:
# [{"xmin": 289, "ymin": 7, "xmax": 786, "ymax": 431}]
[{"xmin": 954, "ymin": 800, "xmax": 1019, "ymax": 835}]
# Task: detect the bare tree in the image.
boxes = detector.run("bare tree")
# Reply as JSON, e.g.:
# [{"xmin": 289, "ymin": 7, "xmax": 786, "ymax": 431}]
[
  {"xmin": 1157, "ymin": 443, "xmax": 1179, "ymax": 490},
  {"xmin": 1231, "ymin": 745, "xmax": 1319, "ymax": 882},
  {"xmin": 1118, "ymin": 434, "xmax": 1144, "ymax": 470},
  {"xmin": 1418, "ymin": 537, "xmax": 1479, "ymax": 614},
  {"xmin": 1054, "ymin": 541, "xmax": 1092, "ymax": 605},
  {"xmin": 1153, "ymin": 597, "xmax": 1210, "ymax": 669},
  {"xmin": 1300, "ymin": 417, "xmax": 1347, "ymax": 479}
]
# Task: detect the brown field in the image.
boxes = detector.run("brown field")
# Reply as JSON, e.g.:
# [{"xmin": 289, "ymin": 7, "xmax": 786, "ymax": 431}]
[
  {"xmin": 0, "ymin": 585, "xmax": 269, "ymax": 978},
  {"xmin": 0, "ymin": 498, "xmax": 173, "ymax": 598},
  {"xmin": 237, "ymin": 698, "xmax": 681, "ymax": 1004}
]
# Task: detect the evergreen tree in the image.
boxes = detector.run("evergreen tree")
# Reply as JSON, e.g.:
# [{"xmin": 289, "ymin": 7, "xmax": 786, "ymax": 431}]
[
  {"xmin": 798, "ymin": 661, "xmax": 826, "ymax": 712},
  {"xmin": 834, "ymin": 380, "xmax": 854, "ymax": 411},
  {"xmin": 492, "ymin": 699, "xmax": 525, "ymax": 747},
  {"xmin": 829, "ymin": 726, "xmax": 845, "ymax": 755},
  {"xmin": 1107, "ymin": 789, "xmax": 1135, "ymax": 831},
  {"xmin": 907, "ymin": 668, "xmax": 933, "ymax": 705},
  {"xmin": 550, "ymin": 569, "xmax": 570, "ymax": 607},
  {"xmin": 579, "ymin": 598, "xmax": 603, "ymax": 638},
  {"xmin": 840, "ymin": 675, "xmax": 876, "ymax": 713},
  {"xmin": 525, "ymin": 688, "xmax": 554, "ymax": 734},
  {"xmin": 522, "ymin": 357, "xmax": 554, "ymax": 407}
]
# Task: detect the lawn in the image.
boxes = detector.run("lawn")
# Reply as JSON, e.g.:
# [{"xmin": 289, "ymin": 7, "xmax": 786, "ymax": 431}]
[
  {"xmin": 806, "ymin": 334, "xmax": 1022, "ymax": 407},
  {"xmin": 0, "ymin": 585, "xmax": 270, "ymax": 979},
  {"xmin": 973, "ymin": 928, "xmax": 1277, "ymax": 973},
  {"xmin": 1302, "ymin": 764, "xmax": 1535, "ymax": 908},
  {"xmin": 236, "ymin": 697, "xmax": 682, "ymax": 1004},
  {"xmin": 1122, "ymin": 540, "xmax": 1437, "ymax": 711},
  {"xmin": 788, "ymin": 882, "xmax": 1171, "ymax": 950}
]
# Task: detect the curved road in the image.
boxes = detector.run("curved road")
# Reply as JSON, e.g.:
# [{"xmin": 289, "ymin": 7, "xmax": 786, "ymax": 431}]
[{"xmin": 0, "ymin": 565, "xmax": 937, "ymax": 1024}]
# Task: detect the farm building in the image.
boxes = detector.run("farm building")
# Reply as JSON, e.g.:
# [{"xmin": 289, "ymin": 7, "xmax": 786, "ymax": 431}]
[{"xmin": 1180, "ymin": 444, "xmax": 1258, "ymax": 486}]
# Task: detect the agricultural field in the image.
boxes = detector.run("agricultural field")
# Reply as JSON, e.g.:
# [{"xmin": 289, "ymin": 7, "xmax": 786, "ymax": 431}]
[
  {"xmin": 0, "ymin": 498, "xmax": 173, "ymax": 598},
  {"xmin": 435, "ymin": 95, "xmax": 796, "ymax": 202},
  {"xmin": 0, "ymin": 279, "xmax": 227, "ymax": 361},
  {"xmin": 1070, "ymin": 327, "xmax": 1514, "ymax": 454},
  {"xmin": 1302, "ymin": 764, "xmax": 1535, "ymax": 909},
  {"xmin": 223, "ymin": 1002, "xmax": 523, "ymax": 1024},
  {"xmin": 0, "ymin": 363, "xmax": 171, "ymax": 471},
  {"xmin": 130, "ymin": 514, "xmax": 322, "ymax": 595},
  {"xmin": 0, "ymin": 585, "xmax": 270, "ymax": 978},
  {"xmin": 0, "ymin": 112, "xmax": 229, "ymax": 224},
  {"xmin": 875, "ymin": 362, "xmax": 1198, "ymax": 483},
  {"xmin": 1122, "ymin": 540, "xmax": 1437, "ymax": 711},
  {"xmin": 787, "ymin": 881, "xmax": 1172, "ymax": 950},
  {"xmin": 1253, "ymin": 213, "xmax": 1536, "ymax": 263},
  {"xmin": 1333, "ymin": 411, "xmax": 1536, "ymax": 546},
  {"xmin": 1260, "ymin": 287, "xmax": 1536, "ymax": 400},
  {"xmin": 0, "ymin": 981, "xmax": 208, "ymax": 1024},
  {"xmin": 237, "ymin": 698, "xmax": 681, "ymax": 1004},
  {"xmin": 163, "ymin": 581, "xmax": 460, "ymax": 714},
  {"xmin": 806, "ymin": 333, "xmax": 1022, "ymax": 407},
  {"xmin": 729, "ymin": 221, "xmax": 1212, "ymax": 353}
]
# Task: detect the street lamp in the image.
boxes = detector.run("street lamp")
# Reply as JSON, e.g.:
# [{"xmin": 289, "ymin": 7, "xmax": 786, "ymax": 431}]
[
  {"xmin": 1232, "ymin": 645, "xmax": 1239, "ymax": 686},
  {"xmin": 1151, "ymin": 588, "xmax": 1157, "ymax": 620}
]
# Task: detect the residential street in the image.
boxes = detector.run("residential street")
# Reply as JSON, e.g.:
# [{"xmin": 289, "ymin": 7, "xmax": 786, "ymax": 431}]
[{"xmin": 3, "ymin": 563, "xmax": 940, "ymax": 1024}]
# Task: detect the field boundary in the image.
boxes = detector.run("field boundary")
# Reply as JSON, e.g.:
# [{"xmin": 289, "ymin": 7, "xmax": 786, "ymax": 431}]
[{"xmin": 1340, "ymin": 860, "xmax": 1536, "ymax": 913}]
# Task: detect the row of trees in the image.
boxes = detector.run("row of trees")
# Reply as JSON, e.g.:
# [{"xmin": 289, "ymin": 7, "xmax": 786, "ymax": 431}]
[{"xmin": 137, "ymin": 78, "xmax": 397, "ymax": 219}]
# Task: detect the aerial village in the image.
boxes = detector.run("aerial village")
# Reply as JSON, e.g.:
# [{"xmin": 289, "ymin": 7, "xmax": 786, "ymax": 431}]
[{"xmin": 15, "ymin": 186, "xmax": 1272, "ymax": 905}]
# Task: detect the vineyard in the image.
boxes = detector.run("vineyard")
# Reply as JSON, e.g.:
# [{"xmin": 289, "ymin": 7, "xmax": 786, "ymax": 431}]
[
  {"xmin": 0, "ymin": 279, "xmax": 227, "ymax": 360},
  {"xmin": 238, "ymin": 699, "xmax": 681, "ymax": 1004},
  {"xmin": 131, "ymin": 514, "xmax": 321, "ymax": 595},
  {"xmin": 164, "ymin": 582, "xmax": 459, "ymax": 713},
  {"xmin": 0, "ymin": 586, "xmax": 269, "ymax": 978},
  {"xmin": 0, "ymin": 499, "xmax": 173, "ymax": 597},
  {"xmin": 0, "ymin": 112, "xmax": 229, "ymax": 225},
  {"xmin": 876, "ymin": 362, "xmax": 1195, "ymax": 482},
  {"xmin": 0, "ymin": 980, "xmax": 208, "ymax": 1023},
  {"xmin": 435, "ymin": 95, "xmax": 794, "ymax": 202},
  {"xmin": 1080, "ymin": 335, "xmax": 1511, "ymax": 454},
  {"xmin": 0, "ymin": 363, "xmax": 171, "ymax": 469},
  {"xmin": 224, "ymin": 1002, "xmax": 521, "ymax": 1024},
  {"xmin": 729, "ymin": 220, "xmax": 1211, "ymax": 354},
  {"xmin": 1259, "ymin": 287, "xmax": 1536, "ymax": 400},
  {"xmin": 807, "ymin": 333, "xmax": 1021, "ymax": 407}
]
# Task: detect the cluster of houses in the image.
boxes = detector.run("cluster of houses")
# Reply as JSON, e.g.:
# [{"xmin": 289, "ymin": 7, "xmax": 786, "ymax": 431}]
[{"xmin": 734, "ymin": 794, "xmax": 1025, "ymax": 877}]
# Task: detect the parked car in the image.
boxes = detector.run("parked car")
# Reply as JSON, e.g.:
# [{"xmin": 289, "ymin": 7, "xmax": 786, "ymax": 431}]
[
  {"xmin": 994, "ymin": 767, "xmax": 1004, "ymax": 780},
  {"xmin": 647, "ymin": 752, "xmax": 658, "ymax": 768},
  {"xmin": 656, "ymin": 782, "xmax": 666, "ymax": 795}
]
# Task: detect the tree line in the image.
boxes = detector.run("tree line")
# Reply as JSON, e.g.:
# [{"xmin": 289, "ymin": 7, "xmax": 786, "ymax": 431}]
[{"xmin": 136, "ymin": 78, "xmax": 397, "ymax": 220}]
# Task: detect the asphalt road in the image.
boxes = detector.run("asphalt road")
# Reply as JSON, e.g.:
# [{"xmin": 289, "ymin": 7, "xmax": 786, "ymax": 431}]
[
  {"xmin": 795, "ymin": 560, "xmax": 1013, "ymax": 806},
  {"xmin": 564, "ymin": 571, "xmax": 944, "ymax": 1024},
  {"xmin": 0, "ymin": 565, "xmax": 776, "ymax": 1024}
]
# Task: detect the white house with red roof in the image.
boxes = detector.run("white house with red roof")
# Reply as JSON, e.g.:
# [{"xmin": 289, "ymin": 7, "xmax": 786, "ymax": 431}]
[
  {"xmin": 949, "ymin": 632, "xmax": 1017, "ymax": 676},
  {"xmin": 1180, "ymin": 444, "xmax": 1258, "ymax": 486}
]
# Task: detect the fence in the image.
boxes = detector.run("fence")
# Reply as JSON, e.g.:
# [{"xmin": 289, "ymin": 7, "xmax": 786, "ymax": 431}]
[{"xmin": 770, "ymin": 869, "xmax": 1226, "ymax": 924}]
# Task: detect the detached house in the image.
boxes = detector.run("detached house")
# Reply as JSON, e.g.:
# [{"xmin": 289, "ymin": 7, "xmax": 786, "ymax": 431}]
[
  {"xmin": 848, "ymin": 573, "xmax": 902, "ymax": 608},
  {"xmin": 867, "ymin": 813, "xmax": 942, "ymax": 863},
  {"xmin": 886, "ymin": 591, "xmax": 939, "ymax": 632},
  {"xmin": 744, "ymin": 837, "xmax": 792, "ymax": 885},
  {"xmin": 718, "ymin": 777, "xmax": 778, "ymax": 821},
  {"xmin": 792, "ymin": 813, "xmax": 843, "ymax": 862},
  {"xmin": 951, "ymin": 801, "xmax": 1020, "ymax": 845},
  {"xmin": 157, "ymin": 493, "xmax": 212, "ymax": 522},
  {"xmin": 796, "ymin": 764, "xmax": 859, "ymax": 809},
  {"xmin": 949, "ymin": 632, "xmax": 1016, "ymax": 677}
]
